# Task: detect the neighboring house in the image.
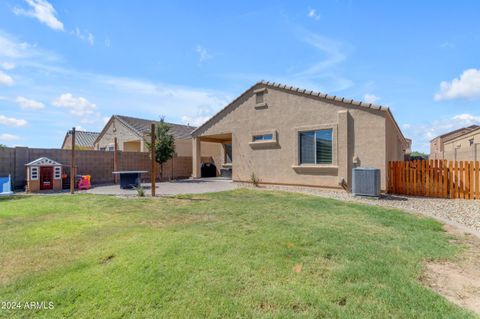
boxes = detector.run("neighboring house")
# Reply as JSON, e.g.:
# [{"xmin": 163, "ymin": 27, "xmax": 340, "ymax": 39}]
[
  {"xmin": 61, "ymin": 130, "xmax": 100, "ymax": 150},
  {"xmin": 95, "ymin": 115, "xmax": 220, "ymax": 159},
  {"xmin": 430, "ymin": 125, "xmax": 479, "ymax": 159},
  {"xmin": 191, "ymin": 81, "xmax": 409, "ymax": 191},
  {"xmin": 440, "ymin": 126, "xmax": 480, "ymax": 161}
]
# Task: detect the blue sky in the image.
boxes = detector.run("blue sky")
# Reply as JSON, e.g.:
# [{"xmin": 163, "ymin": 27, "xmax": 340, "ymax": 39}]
[{"xmin": 1, "ymin": 0, "xmax": 480, "ymax": 152}]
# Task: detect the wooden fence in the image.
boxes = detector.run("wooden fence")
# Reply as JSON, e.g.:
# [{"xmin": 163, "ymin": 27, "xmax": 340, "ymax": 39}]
[{"xmin": 388, "ymin": 160, "xmax": 480, "ymax": 199}]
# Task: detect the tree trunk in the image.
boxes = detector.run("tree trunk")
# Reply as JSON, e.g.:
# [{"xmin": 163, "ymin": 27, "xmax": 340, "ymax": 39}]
[{"xmin": 160, "ymin": 163, "xmax": 163, "ymax": 182}]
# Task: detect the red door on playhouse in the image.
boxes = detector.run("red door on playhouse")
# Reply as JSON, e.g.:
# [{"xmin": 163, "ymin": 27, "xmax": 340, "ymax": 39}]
[{"xmin": 40, "ymin": 167, "xmax": 53, "ymax": 190}]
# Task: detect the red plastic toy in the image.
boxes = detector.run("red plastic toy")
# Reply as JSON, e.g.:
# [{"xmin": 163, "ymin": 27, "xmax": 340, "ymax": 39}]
[{"xmin": 77, "ymin": 175, "xmax": 91, "ymax": 190}]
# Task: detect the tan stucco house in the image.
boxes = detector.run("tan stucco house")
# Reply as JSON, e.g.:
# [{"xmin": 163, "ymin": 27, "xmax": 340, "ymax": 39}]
[
  {"xmin": 440, "ymin": 126, "xmax": 480, "ymax": 161},
  {"xmin": 430, "ymin": 125, "xmax": 479, "ymax": 159},
  {"xmin": 95, "ymin": 115, "xmax": 220, "ymax": 159},
  {"xmin": 191, "ymin": 81, "xmax": 409, "ymax": 190},
  {"xmin": 61, "ymin": 130, "xmax": 100, "ymax": 150}
]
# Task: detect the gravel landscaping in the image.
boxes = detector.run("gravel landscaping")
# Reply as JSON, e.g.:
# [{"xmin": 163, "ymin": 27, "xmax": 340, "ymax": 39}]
[{"xmin": 238, "ymin": 183, "xmax": 480, "ymax": 238}]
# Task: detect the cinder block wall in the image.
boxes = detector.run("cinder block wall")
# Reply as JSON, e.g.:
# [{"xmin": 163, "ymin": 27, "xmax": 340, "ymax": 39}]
[{"xmin": 0, "ymin": 147, "xmax": 192, "ymax": 189}]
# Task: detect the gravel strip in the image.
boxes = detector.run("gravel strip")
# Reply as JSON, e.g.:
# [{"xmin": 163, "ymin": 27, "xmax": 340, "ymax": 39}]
[{"xmin": 236, "ymin": 183, "xmax": 480, "ymax": 238}]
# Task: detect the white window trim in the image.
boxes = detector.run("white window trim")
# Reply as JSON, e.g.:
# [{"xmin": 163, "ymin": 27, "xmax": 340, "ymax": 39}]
[
  {"xmin": 30, "ymin": 167, "xmax": 39, "ymax": 180},
  {"xmin": 54, "ymin": 166, "xmax": 62, "ymax": 180},
  {"xmin": 249, "ymin": 130, "xmax": 278, "ymax": 148},
  {"xmin": 293, "ymin": 124, "xmax": 338, "ymax": 169}
]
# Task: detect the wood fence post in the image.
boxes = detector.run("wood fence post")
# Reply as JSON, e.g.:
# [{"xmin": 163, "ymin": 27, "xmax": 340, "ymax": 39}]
[
  {"xmin": 151, "ymin": 123, "xmax": 156, "ymax": 197},
  {"xmin": 70, "ymin": 127, "xmax": 76, "ymax": 194},
  {"xmin": 443, "ymin": 160, "xmax": 448, "ymax": 198},
  {"xmin": 459, "ymin": 161, "xmax": 464, "ymax": 199},
  {"xmin": 448, "ymin": 161, "xmax": 453, "ymax": 199},
  {"xmin": 476, "ymin": 161, "xmax": 479, "ymax": 200},
  {"xmin": 113, "ymin": 137, "xmax": 118, "ymax": 184},
  {"xmin": 469, "ymin": 161, "xmax": 474, "ymax": 200}
]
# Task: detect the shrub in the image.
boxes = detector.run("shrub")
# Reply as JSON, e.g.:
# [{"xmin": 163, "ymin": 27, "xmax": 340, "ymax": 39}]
[
  {"xmin": 134, "ymin": 186, "xmax": 145, "ymax": 197},
  {"xmin": 250, "ymin": 172, "xmax": 259, "ymax": 187}
]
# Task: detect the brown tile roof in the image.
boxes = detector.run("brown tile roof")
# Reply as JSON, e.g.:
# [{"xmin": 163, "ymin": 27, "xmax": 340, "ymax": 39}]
[
  {"xmin": 435, "ymin": 125, "xmax": 480, "ymax": 142},
  {"xmin": 63, "ymin": 130, "xmax": 100, "ymax": 148},
  {"xmin": 192, "ymin": 81, "xmax": 407, "ymax": 145},
  {"xmin": 114, "ymin": 115, "xmax": 196, "ymax": 140}
]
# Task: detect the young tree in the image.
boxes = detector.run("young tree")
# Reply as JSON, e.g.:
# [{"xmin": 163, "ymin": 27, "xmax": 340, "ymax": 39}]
[
  {"xmin": 146, "ymin": 118, "xmax": 176, "ymax": 180},
  {"xmin": 0, "ymin": 144, "xmax": 5, "ymax": 149}
]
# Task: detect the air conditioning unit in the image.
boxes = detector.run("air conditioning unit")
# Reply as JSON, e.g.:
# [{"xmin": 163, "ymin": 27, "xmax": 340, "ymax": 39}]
[{"xmin": 352, "ymin": 168, "xmax": 380, "ymax": 197}]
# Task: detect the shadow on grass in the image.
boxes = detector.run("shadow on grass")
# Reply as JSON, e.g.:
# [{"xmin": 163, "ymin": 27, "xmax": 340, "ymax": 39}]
[{"xmin": 0, "ymin": 195, "xmax": 29, "ymax": 202}]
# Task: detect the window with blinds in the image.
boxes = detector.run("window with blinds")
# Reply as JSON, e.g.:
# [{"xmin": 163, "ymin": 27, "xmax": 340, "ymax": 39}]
[{"xmin": 299, "ymin": 129, "xmax": 333, "ymax": 164}]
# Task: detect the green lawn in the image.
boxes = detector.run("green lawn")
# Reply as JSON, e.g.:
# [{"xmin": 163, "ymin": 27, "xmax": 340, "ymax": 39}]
[{"xmin": 0, "ymin": 189, "xmax": 475, "ymax": 318}]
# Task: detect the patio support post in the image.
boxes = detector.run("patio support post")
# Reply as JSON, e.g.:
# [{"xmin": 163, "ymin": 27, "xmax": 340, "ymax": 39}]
[
  {"xmin": 70, "ymin": 127, "xmax": 76, "ymax": 194},
  {"xmin": 151, "ymin": 123, "xmax": 156, "ymax": 197},
  {"xmin": 192, "ymin": 137, "xmax": 201, "ymax": 178}
]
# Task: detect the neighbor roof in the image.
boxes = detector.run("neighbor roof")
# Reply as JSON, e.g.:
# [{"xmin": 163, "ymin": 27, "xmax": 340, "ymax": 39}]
[
  {"xmin": 432, "ymin": 125, "xmax": 480, "ymax": 142},
  {"xmin": 113, "ymin": 115, "xmax": 196, "ymax": 140},
  {"xmin": 62, "ymin": 130, "xmax": 100, "ymax": 148},
  {"xmin": 192, "ymin": 81, "xmax": 407, "ymax": 145}
]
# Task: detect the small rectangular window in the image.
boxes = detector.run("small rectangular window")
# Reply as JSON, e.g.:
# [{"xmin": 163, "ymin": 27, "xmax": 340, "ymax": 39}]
[
  {"xmin": 255, "ymin": 92, "xmax": 264, "ymax": 104},
  {"xmin": 253, "ymin": 134, "xmax": 273, "ymax": 142},
  {"xmin": 54, "ymin": 167, "xmax": 62, "ymax": 179},
  {"xmin": 299, "ymin": 129, "xmax": 333, "ymax": 164},
  {"xmin": 31, "ymin": 167, "xmax": 38, "ymax": 180}
]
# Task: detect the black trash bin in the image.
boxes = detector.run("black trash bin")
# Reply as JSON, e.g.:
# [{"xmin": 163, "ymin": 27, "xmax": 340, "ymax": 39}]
[{"xmin": 201, "ymin": 163, "xmax": 217, "ymax": 178}]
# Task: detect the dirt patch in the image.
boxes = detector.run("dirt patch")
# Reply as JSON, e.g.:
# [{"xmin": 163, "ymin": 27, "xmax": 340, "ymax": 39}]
[
  {"xmin": 422, "ymin": 225, "xmax": 480, "ymax": 315},
  {"xmin": 100, "ymin": 254, "xmax": 115, "ymax": 264}
]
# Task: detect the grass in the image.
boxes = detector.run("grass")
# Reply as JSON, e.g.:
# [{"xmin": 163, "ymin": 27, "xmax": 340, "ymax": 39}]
[{"xmin": 0, "ymin": 189, "xmax": 476, "ymax": 318}]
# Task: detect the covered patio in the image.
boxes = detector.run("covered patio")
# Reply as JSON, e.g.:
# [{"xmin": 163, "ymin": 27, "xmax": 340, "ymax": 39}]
[{"xmin": 192, "ymin": 133, "xmax": 232, "ymax": 178}]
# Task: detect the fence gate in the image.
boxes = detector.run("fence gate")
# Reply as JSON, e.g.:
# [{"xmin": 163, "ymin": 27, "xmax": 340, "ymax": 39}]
[{"xmin": 388, "ymin": 160, "xmax": 480, "ymax": 199}]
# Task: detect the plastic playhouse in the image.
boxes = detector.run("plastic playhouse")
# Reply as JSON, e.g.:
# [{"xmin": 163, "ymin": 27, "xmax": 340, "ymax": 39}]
[
  {"xmin": 25, "ymin": 157, "xmax": 63, "ymax": 192},
  {"xmin": 0, "ymin": 175, "xmax": 13, "ymax": 195}
]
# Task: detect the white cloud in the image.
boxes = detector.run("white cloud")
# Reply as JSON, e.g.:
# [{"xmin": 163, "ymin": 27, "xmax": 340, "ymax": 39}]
[
  {"xmin": 0, "ymin": 71, "xmax": 13, "ymax": 85},
  {"xmin": 0, "ymin": 31, "xmax": 60, "ymax": 65},
  {"xmin": 52, "ymin": 93, "xmax": 97, "ymax": 117},
  {"xmin": 72, "ymin": 28, "xmax": 95, "ymax": 46},
  {"xmin": 434, "ymin": 69, "xmax": 480, "ymax": 101},
  {"xmin": 363, "ymin": 93, "xmax": 380, "ymax": 104},
  {"xmin": 307, "ymin": 8, "xmax": 320, "ymax": 20},
  {"xmin": 1, "ymin": 62, "xmax": 15, "ymax": 70},
  {"xmin": 0, "ymin": 133, "xmax": 20, "ymax": 141},
  {"xmin": 13, "ymin": 0, "xmax": 64, "ymax": 31},
  {"xmin": 452, "ymin": 113, "xmax": 480, "ymax": 122},
  {"xmin": 15, "ymin": 96, "xmax": 45, "ymax": 110},
  {"xmin": 98, "ymin": 76, "xmax": 230, "ymax": 124},
  {"xmin": 402, "ymin": 113, "xmax": 480, "ymax": 152},
  {"xmin": 181, "ymin": 105, "xmax": 216, "ymax": 127},
  {"xmin": 299, "ymin": 32, "xmax": 346, "ymax": 75},
  {"xmin": 196, "ymin": 45, "xmax": 212, "ymax": 62},
  {"xmin": 0, "ymin": 115, "xmax": 27, "ymax": 127},
  {"xmin": 0, "ymin": 34, "xmax": 29, "ymax": 58},
  {"xmin": 440, "ymin": 42, "xmax": 455, "ymax": 49}
]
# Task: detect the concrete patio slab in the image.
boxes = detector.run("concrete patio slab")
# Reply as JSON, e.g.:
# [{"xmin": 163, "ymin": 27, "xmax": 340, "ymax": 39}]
[{"xmin": 83, "ymin": 178, "xmax": 236, "ymax": 196}]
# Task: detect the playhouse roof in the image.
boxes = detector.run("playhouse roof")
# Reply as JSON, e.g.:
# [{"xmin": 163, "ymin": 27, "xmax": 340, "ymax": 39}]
[{"xmin": 25, "ymin": 157, "xmax": 63, "ymax": 166}]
